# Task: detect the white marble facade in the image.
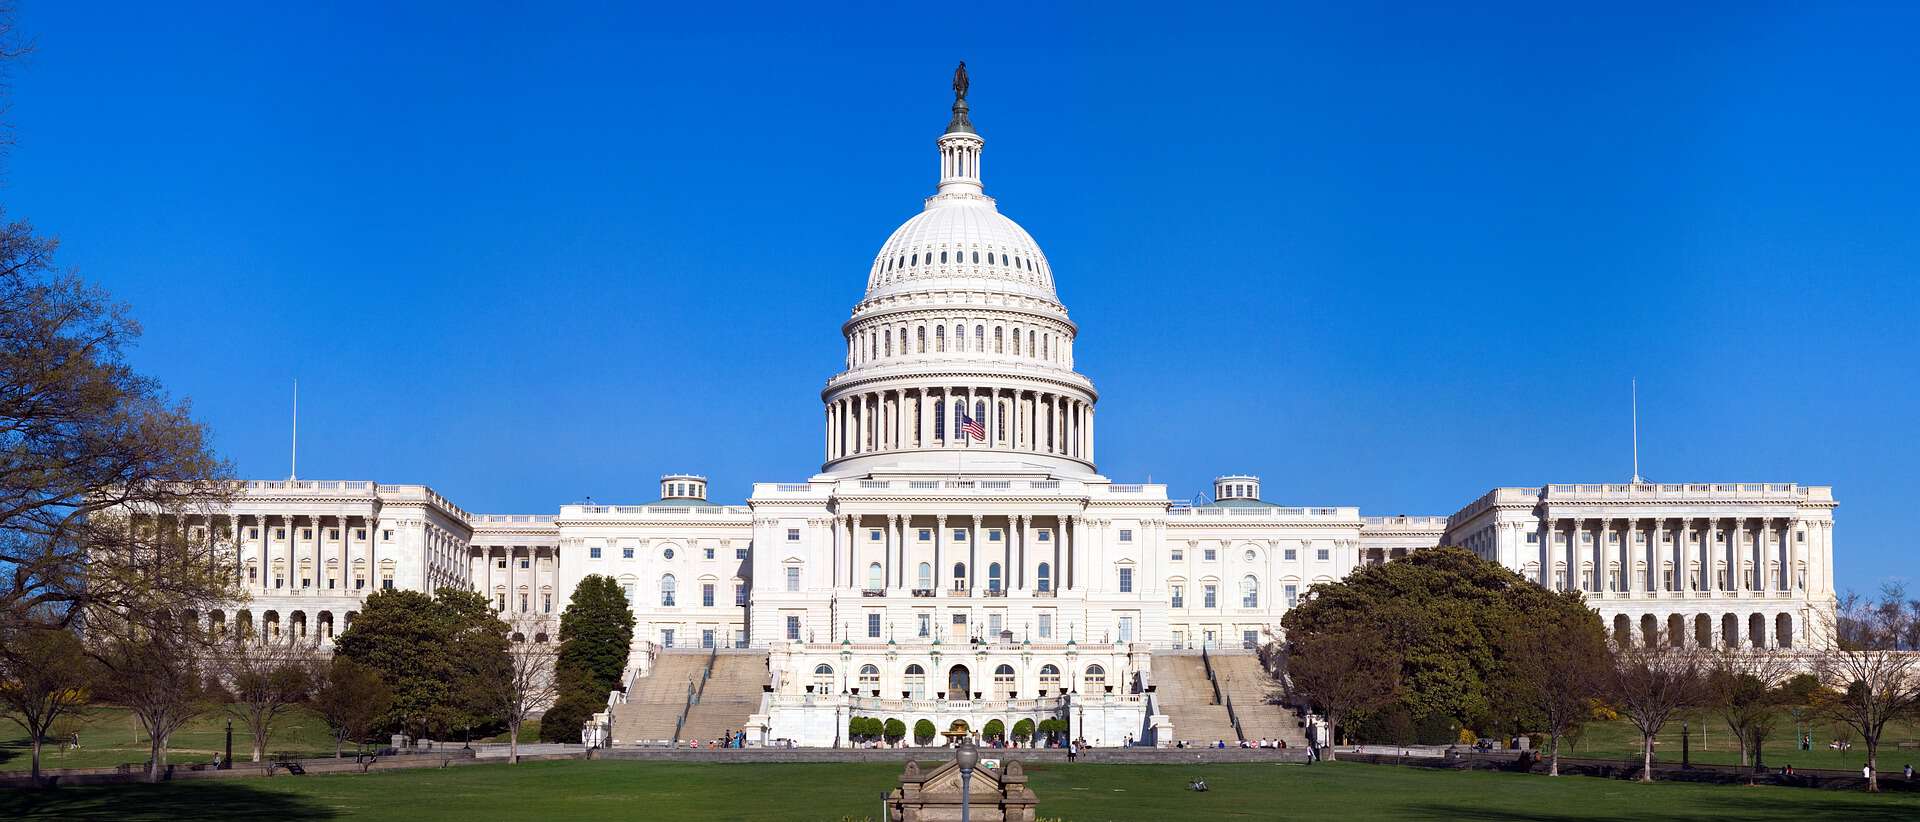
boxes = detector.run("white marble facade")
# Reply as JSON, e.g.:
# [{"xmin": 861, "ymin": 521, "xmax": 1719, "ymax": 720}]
[{"xmin": 159, "ymin": 79, "xmax": 1838, "ymax": 746}]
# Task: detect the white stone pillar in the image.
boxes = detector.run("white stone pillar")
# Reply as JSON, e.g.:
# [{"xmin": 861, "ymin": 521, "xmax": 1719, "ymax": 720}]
[
  {"xmin": 1085, "ymin": 406, "xmax": 1095, "ymax": 464},
  {"xmin": 935, "ymin": 514, "xmax": 948, "ymax": 590},
  {"xmin": 970, "ymin": 514, "xmax": 983, "ymax": 591}
]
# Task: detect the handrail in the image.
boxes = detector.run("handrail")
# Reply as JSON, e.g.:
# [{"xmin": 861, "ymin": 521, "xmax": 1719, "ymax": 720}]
[
  {"xmin": 694, "ymin": 644, "xmax": 718, "ymax": 705},
  {"xmin": 1201, "ymin": 646, "xmax": 1223, "ymax": 706},
  {"xmin": 1225, "ymin": 692, "xmax": 1245, "ymax": 742},
  {"xmin": 671, "ymin": 679, "xmax": 694, "ymax": 746}
]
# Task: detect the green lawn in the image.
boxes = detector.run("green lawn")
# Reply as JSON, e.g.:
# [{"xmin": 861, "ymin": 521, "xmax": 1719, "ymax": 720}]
[
  {"xmin": 1, "ymin": 705, "xmax": 343, "ymax": 771},
  {"xmin": 1554, "ymin": 712, "xmax": 1920, "ymax": 771},
  {"xmin": 3, "ymin": 759, "xmax": 1918, "ymax": 821}
]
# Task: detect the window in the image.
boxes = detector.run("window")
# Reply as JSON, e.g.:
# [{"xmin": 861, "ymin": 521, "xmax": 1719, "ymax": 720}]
[
  {"xmin": 1038, "ymin": 613, "xmax": 1053, "ymax": 639},
  {"xmin": 736, "ymin": 584, "xmax": 748, "ymax": 606},
  {"xmin": 354, "ymin": 528, "xmax": 366, "ymax": 541},
  {"xmin": 702, "ymin": 583, "xmax": 715, "ymax": 607},
  {"xmin": 382, "ymin": 579, "xmax": 394, "ymax": 590},
  {"xmin": 918, "ymin": 562, "xmax": 933, "ymax": 589},
  {"xmin": 1119, "ymin": 529, "xmax": 1133, "ymax": 542},
  {"xmin": 1203, "ymin": 584, "xmax": 1217, "ymax": 608},
  {"xmin": 867, "ymin": 562, "xmax": 884, "ymax": 590},
  {"xmin": 786, "ymin": 616, "xmax": 801, "ymax": 641},
  {"xmin": 1040, "ymin": 664, "xmax": 1060, "ymax": 690},
  {"xmin": 736, "ymin": 548, "xmax": 749, "ymax": 560},
  {"xmin": 519, "ymin": 558, "xmax": 529, "ymax": 569},
  {"xmin": 702, "ymin": 629, "xmax": 715, "ymax": 649},
  {"xmin": 622, "ymin": 546, "xmax": 635, "ymax": 559},
  {"xmin": 952, "ymin": 562, "xmax": 967, "ymax": 589},
  {"xmin": 497, "ymin": 559, "xmax": 508, "ymax": 570},
  {"xmin": 543, "ymin": 593, "xmax": 553, "ymax": 613},
  {"xmin": 704, "ymin": 547, "xmax": 715, "ymax": 560},
  {"xmin": 1118, "ymin": 567, "xmax": 1133, "ymax": 593},
  {"xmin": 870, "ymin": 529, "xmax": 882, "ymax": 542},
  {"xmin": 988, "ymin": 562, "xmax": 1002, "ymax": 592},
  {"xmin": 1203, "ymin": 548, "xmax": 1216, "ymax": 561},
  {"xmin": 1171, "ymin": 547, "xmax": 1184, "ymax": 561},
  {"xmin": 1241, "ymin": 576, "xmax": 1259, "ymax": 608},
  {"xmin": 661, "ymin": 629, "xmax": 675, "ymax": 648},
  {"xmin": 497, "ymin": 593, "xmax": 507, "ymax": 611},
  {"xmin": 994, "ymin": 664, "xmax": 1016, "ymax": 696},
  {"xmin": 1036, "ymin": 562, "xmax": 1051, "ymax": 592},
  {"xmin": 1037, "ymin": 530, "xmax": 1051, "ymax": 542},
  {"xmin": 276, "ymin": 528, "xmax": 287, "ymax": 540},
  {"xmin": 1526, "ymin": 532, "xmax": 1539, "ymax": 544},
  {"xmin": 918, "ymin": 529, "xmax": 932, "ymax": 541},
  {"xmin": 787, "ymin": 528, "xmax": 800, "ymax": 541},
  {"xmin": 1171, "ymin": 584, "xmax": 1184, "ymax": 608},
  {"xmin": 917, "ymin": 614, "xmax": 931, "ymax": 638},
  {"xmin": 868, "ymin": 613, "xmax": 882, "ymax": 638},
  {"xmin": 1243, "ymin": 630, "xmax": 1259, "ymax": 650},
  {"xmin": 989, "ymin": 613, "xmax": 1003, "ymax": 636},
  {"xmin": 1316, "ymin": 548, "xmax": 1329, "ymax": 561},
  {"xmin": 1085, "ymin": 664, "xmax": 1108, "ymax": 692},
  {"xmin": 786, "ymin": 567, "xmax": 801, "ymax": 592},
  {"xmin": 519, "ymin": 593, "xmax": 529, "ymax": 612},
  {"xmin": 1284, "ymin": 584, "xmax": 1299, "ymax": 607},
  {"xmin": 953, "ymin": 529, "xmax": 967, "ymax": 542},
  {"xmin": 1244, "ymin": 549, "xmax": 1257, "ymax": 563},
  {"xmin": 659, "ymin": 574, "xmax": 677, "ymax": 606},
  {"xmin": 382, "ymin": 530, "xmax": 393, "ymax": 541},
  {"xmin": 621, "ymin": 582, "xmax": 636, "ymax": 603},
  {"xmin": 1284, "ymin": 547, "xmax": 1297, "ymax": 560},
  {"xmin": 590, "ymin": 546, "xmax": 602, "ymax": 559},
  {"xmin": 988, "ymin": 529, "xmax": 1002, "ymax": 542}
]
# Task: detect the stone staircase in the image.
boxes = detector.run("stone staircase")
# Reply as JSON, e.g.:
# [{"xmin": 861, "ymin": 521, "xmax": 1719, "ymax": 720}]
[
  {"xmin": 1151, "ymin": 653, "xmax": 1238, "ymax": 746},
  {"xmin": 610, "ymin": 651, "xmax": 709, "ymax": 745},
  {"xmin": 1210, "ymin": 653, "xmax": 1309, "ymax": 747},
  {"xmin": 679, "ymin": 651, "xmax": 769, "ymax": 745}
]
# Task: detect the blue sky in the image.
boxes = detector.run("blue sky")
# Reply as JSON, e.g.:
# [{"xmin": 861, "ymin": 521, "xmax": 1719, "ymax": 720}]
[{"xmin": 8, "ymin": 2, "xmax": 1916, "ymax": 593}]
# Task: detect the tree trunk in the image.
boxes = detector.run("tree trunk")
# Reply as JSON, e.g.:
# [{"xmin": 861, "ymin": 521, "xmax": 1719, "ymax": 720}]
[
  {"xmin": 509, "ymin": 723, "xmax": 520, "ymax": 765},
  {"xmin": 1866, "ymin": 739, "xmax": 1879, "ymax": 792},
  {"xmin": 148, "ymin": 734, "xmax": 167, "ymax": 783},
  {"xmin": 1640, "ymin": 734, "xmax": 1654, "ymax": 783},
  {"xmin": 30, "ymin": 735, "xmax": 42, "ymax": 787},
  {"xmin": 1548, "ymin": 731, "xmax": 1560, "ymax": 777},
  {"xmin": 334, "ymin": 736, "xmax": 343, "ymax": 759}
]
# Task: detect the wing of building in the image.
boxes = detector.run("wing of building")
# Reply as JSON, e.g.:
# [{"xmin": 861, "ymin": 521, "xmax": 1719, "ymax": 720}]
[{"xmin": 167, "ymin": 72, "xmax": 1839, "ymax": 749}]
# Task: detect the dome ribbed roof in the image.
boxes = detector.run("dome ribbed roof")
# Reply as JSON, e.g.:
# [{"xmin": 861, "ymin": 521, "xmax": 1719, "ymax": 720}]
[{"xmin": 863, "ymin": 198, "xmax": 1057, "ymax": 303}]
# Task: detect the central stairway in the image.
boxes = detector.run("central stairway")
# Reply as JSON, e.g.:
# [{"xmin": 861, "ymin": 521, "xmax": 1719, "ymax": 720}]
[
  {"xmin": 609, "ymin": 649, "xmax": 768, "ymax": 746},
  {"xmin": 1150, "ymin": 651, "xmax": 1309, "ymax": 747},
  {"xmin": 1210, "ymin": 652, "xmax": 1309, "ymax": 747},
  {"xmin": 1151, "ymin": 653, "xmax": 1238, "ymax": 746},
  {"xmin": 679, "ymin": 651, "xmax": 769, "ymax": 744}
]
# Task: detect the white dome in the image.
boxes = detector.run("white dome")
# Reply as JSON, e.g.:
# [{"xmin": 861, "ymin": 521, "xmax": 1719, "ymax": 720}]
[{"xmin": 863, "ymin": 197, "xmax": 1058, "ymax": 304}]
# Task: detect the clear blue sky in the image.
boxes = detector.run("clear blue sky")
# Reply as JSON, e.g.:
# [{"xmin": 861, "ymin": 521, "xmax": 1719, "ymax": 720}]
[{"xmin": 8, "ymin": 2, "xmax": 1916, "ymax": 593}]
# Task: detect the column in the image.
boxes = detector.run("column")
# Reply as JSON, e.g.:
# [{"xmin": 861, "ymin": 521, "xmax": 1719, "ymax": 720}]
[
  {"xmin": 844, "ymin": 514, "xmax": 857, "ymax": 589},
  {"xmin": 969, "ymin": 514, "xmax": 981, "ymax": 591},
  {"xmin": 1085, "ymin": 406, "xmax": 1095, "ymax": 464},
  {"xmin": 1648, "ymin": 520, "xmax": 1664, "ymax": 592},
  {"xmin": 1759, "ymin": 520, "xmax": 1773, "ymax": 592},
  {"xmin": 1070, "ymin": 515, "xmax": 1087, "ymax": 592},
  {"xmin": 1016, "ymin": 515, "xmax": 1029, "ymax": 590},
  {"xmin": 935, "ymin": 515, "xmax": 948, "ymax": 590}
]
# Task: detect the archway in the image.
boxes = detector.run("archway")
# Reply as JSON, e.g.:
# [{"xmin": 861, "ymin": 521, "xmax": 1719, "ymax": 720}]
[
  {"xmin": 1775, "ymin": 613, "xmax": 1794, "ymax": 648},
  {"xmin": 1749, "ymin": 613, "xmax": 1766, "ymax": 649},
  {"xmin": 947, "ymin": 664, "xmax": 972, "ymax": 700}
]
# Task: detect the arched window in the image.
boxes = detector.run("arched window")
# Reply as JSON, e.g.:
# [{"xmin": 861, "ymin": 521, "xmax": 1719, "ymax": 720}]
[
  {"xmin": 972, "ymin": 251, "xmax": 980, "ymax": 263},
  {"xmin": 911, "ymin": 253, "xmax": 918, "ymax": 266},
  {"xmin": 1036, "ymin": 562, "xmax": 1051, "ymax": 592},
  {"xmin": 813, "ymin": 664, "xmax": 835, "ymax": 693},
  {"xmin": 988, "ymin": 562, "xmax": 1002, "ymax": 592},
  {"xmin": 905, "ymin": 664, "xmax": 927, "ymax": 698},
  {"xmin": 867, "ymin": 562, "xmax": 883, "ymax": 591},
  {"xmin": 659, "ymin": 574, "xmax": 676, "ymax": 606},
  {"xmin": 1039, "ymin": 664, "xmax": 1060, "ymax": 691},
  {"xmin": 935, "ymin": 326, "xmax": 946, "ymax": 352},
  {"xmin": 994, "ymin": 327, "xmax": 1004, "ymax": 353},
  {"xmin": 940, "ymin": 251, "xmax": 948, "ymax": 264},
  {"xmin": 994, "ymin": 664, "xmax": 1016, "ymax": 696},
  {"xmin": 859, "ymin": 664, "xmax": 880, "ymax": 690},
  {"xmin": 934, "ymin": 399, "xmax": 946, "ymax": 441},
  {"xmin": 988, "ymin": 252, "xmax": 996, "ymax": 265},
  {"xmin": 917, "ymin": 327, "xmax": 927, "ymax": 353},
  {"xmin": 952, "ymin": 401, "xmax": 966, "ymax": 437},
  {"xmin": 975, "ymin": 325, "xmax": 985, "ymax": 351},
  {"xmin": 952, "ymin": 562, "xmax": 966, "ymax": 589},
  {"xmin": 996, "ymin": 401, "xmax": 1007, "ymax": 441},
  {"xmin": 1027, "ymin": 330, "xmax": 1036, "ymax": 356},
  {"xmin": 973, "ymin": 401, "xmax": 987, "ymax": 435},
  {"xmin": 1241, "ymin": 575, "xmax": 1259, "ymax": 608},
  {"xmin": 1083, "ymin": 664, "xmax": 1106, "ymax": 692},
  {"xmin": 917, "ymin": 562, "xmax": 933, "ymax": 590},
  {"xmin": 884, "ymin": 330, "xmax": 892, "ymax": 357},
  {"xmin": 1012, "ymin": 328, "xmax": 1021, "ymax": 355}
]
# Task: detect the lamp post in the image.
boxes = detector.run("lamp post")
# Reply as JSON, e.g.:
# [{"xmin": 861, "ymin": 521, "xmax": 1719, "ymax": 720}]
[
  {"xmin": 955, "ymin": 737, "xmax": 979, "ymax": 822},
  {"xmin": 1681, "ymin": 721, "xmax": 1690, "ymax": 769},
  {"xmin": 224, "ymin": 719, "xmax": 233, "ymax": 770}
]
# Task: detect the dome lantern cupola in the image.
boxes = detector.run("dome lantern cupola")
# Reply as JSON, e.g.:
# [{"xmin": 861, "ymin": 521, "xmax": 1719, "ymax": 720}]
[
  {"xmin": 659, "ymin": 474, "xmax": 707, "ymax": 502},
  {"xmin": 1214, "ymin": 475, "xmax": 1261, "ymax": 503}
]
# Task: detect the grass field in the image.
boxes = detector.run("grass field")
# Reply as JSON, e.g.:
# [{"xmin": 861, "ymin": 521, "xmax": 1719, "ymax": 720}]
[
  {"xmin": 1, "ymin": 706, "xmax": 344, "ymax": 771},
  {"xmin": 3, "ymin": 759, "xmax": 1918, "ymax": 821},
  {"xmin": 1548, "ymin": 711, "xmax": 1920, "ymax": 771}
]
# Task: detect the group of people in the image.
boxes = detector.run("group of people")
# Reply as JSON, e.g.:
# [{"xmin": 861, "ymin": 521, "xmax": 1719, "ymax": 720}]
[
  {"xmin": 1170, "ymin": 738, "xmax": 1292, "ymax": 750},
  {"xmin": 687, "ymin": 730, "xmax": 749, "ymax": 749}
]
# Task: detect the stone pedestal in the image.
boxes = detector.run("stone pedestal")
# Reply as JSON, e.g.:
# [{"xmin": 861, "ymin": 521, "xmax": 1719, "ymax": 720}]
[{"xmin": 887, "ymin": 758, "xmax": 1037, "ymax": 822}]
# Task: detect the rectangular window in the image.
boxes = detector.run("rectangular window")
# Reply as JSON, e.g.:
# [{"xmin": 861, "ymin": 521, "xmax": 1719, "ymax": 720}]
[
  {"xmin": 1525, "ymin": 532, "xmax": 1538, "ymax": 544},
  {"xmin": 622, "ymin": 583, "xmax": 635, "ymax": 603},
  {"xmin": 953, "ymin": 529, "xmax": 967, "ymax": 542},
  {"xmin": 1118, "ymin": 567, "xmax": 1133, "ymax": 593},
  {"xmin": 354, "ymin": 529, "xmax": 366, "ymax": 541},
  {"xmin": 1171, "ymin": 548, "xmax": 1184, "ymax": 561},
  {"xmin": 382, "ymin": 530, "xmax": 393, "ymax": 541},
  {"xmin": 868, "ymin": 613, "xmax": 881, "ymax": 638},
  {"xmin": 1316, "ymin": 548, "xmax": 1329, "ymax": 561},
  {"xmin": 1243, "ymin": 630, "xmax": 1259, "ymax": 650},
  {"xmin": 1204, "ymin": 585, "xmax": 1217, "ymax": 609},
  {"xmin": 736, "ymin": 548, "xmax": 749, "ymax": 560},
  {"xmin": 1037, "ymin": 531, "xmax": 1051, "ymax": 542},
  {"xmin": 786, "ymin": 567, "xmax": 800, "ymax": 592},
  {"xmin": 1284, "ymin": 547, "xmax": 1296, "ymax": 560},
  {"xmin": 1284, "ymin": 584, "xmax": 1298, "ymax": 607},
  {"xmin": 702, "ymin": 584, "xmax": 715, "ymax": 607},
  {"xmin": 543, "ymin": 594, "xmax": 553, "ymax": 613},
  {"xmin": 917, "ymin": 614, "xmax": 931, "ymax": 637},
  {"xmin": 787, "ymin": 528, "xmax": 801, "ymax": 541},
  {"xmin": 1203, "ymin": 549, "xmax": 1216, "ymax": 561},
  {"xmin": 736, "ymin": 630, "xmax": 749, "ymax": 649},
  {"xmin": 989, "ymin": 613, "xmax": 1003, "ymax": 636},
  {"xmin": 704, "ymin": 547, "xmax": 715, "ymax": 560},
  {"xmin": 785, "ymin": 616, "xmax": 801, "ymax": 640},
  {"xmin": 328, "ymin": 529, "xmax": 340, "ymax": 540},
  {"xmin": 702, "ymin": 629, "xmax": 715, "ymax": 649},
  {"xmin": 918, "ymin": 529, "xmax": 932, "ymax": 541},
  {"xmin": 1038, "ymin": 613, "xmax": 1053, "ymax": 638},
  {"xmin": 301, "ymin": 529, "xmax": 313, "ymax": 540},
  {"xmin": 248, "ymin": 528, "xmax": 260, "ymax": 539},
  {"xmin": 520, "ymin": 558, "xmax": 530, "ymax": 569},
  {"xmin": 661, "ymin": 629, "xmax": 675, "ymax": 648},
  {"xmin": 1170, "ymin": 584, "xmax": 1184, "ymax": 608},
  {"xmin": 1118, "ymin": 616, "xmax": 1134, "ymax": 643},
  {"xmin": 275, "ymin": 528, "xmax": 286, "ymax": 540},
  {"xmin": 590, "ymin": 546, "xmax": 603, "ymax": 559},
  {"xmin": 1119, "ymin": 529, "xmax": 1133, "ymax": 542},
  {"xmin": 736, "ymin": 585, "xmax": 748, "ymax": 606},
  {"xmin": 988, "ymin": 529, "xmax": 1001, "ymax": 542},
  {"xmin": 382, "ymin": 579, "xmax": 394, "ymax": 590},
  {"xmin": 870, "ymin": 529, "xmax": 883, "ymax": 541},
  {"xmin": 497, "ymin": 559, "xmax": 508, "ymax": 569}
]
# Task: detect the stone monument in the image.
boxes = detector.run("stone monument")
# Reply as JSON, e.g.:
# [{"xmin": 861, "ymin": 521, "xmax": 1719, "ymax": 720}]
[{"xmin": 886, "ymin": 753, "xmax": 1037, "ymax": 821}]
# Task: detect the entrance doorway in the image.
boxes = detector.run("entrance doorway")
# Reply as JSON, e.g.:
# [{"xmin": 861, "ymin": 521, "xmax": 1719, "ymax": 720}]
[{"xmin": 948, "ymin": 665, "xmax": 972, "ymax": 700}]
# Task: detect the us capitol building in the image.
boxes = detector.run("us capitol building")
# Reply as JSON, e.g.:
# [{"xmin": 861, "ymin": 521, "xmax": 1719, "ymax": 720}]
[{"xmin": 186, "ymin": 70, "xmax": 1839, "ymax": 748}]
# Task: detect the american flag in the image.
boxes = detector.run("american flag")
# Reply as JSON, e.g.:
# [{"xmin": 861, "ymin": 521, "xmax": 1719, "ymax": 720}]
[{"xmin": 959, "ymin": 412, "xmax": 986, "ymax": 441}]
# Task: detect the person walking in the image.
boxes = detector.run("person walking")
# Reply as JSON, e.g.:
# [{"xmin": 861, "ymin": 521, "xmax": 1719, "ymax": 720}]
[{"xmin": 1067, "ymin": 740, "xmax": 1078, "ymax": 763}]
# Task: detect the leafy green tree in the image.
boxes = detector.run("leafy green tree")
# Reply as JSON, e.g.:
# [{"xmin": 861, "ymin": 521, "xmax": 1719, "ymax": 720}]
[
  {"xmin": 540, "ymin": 575, "xmax": 636, "ymax": 743},
  {"xmin": 1011, "ymin": 718, "xmax": 1034, "ymax": 746},
  {"xmin": 0, "ymin": 626, "xmax": 92, "ymax": 785},
  {"xmin": 983, "ymin": 718, "xmax": 1004, "ymax": 742},
  {"xmin": 884, "ymin": 717, "xmax": 906, "ymax": 745},
  {"xmin": 333, "ymin": 588, "xmax": 511, "ymax": 742},
  {"xmin": 1487, "ymin": 591, "xmax": 1609, "ymax": 776},
  {"xmin": 1282, "ymin": 547, "xmax": 1556, "ymax": 735},
  {"xmin": 914, "ymin": 718, "xmax": 937, "ymax": 746}
]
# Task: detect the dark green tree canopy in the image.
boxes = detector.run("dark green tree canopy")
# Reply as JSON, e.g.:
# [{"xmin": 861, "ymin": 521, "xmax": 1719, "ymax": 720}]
[
  {"xmin": 557, "ymin": 574, "xmax": 637, "ymax": 691},
  {"xmin": 333, "ymin": 587, "xmax": 510, "ymax": 739}
]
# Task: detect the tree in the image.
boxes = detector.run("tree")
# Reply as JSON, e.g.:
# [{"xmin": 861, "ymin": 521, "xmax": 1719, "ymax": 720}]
[
  {"xmin": 1280, "ymin": 628, "xmax": 1402, "ymax": 760},
  {"xmin": 0, "ymin": 211, "xmax": 237, "ymax": 638},
  {"xmin": 1487, "ymin": 591, "xmax": 1609, "ymax": 776},
  {"xmin": 1280, "ymin": 547, "xmax": 1548, "ymax": 734},
  {"xmin": 333, "ymin": 588, "xmax": 511, "ymax": 743},
  {"xmin": 914, "ymin": 718, "xmax": 936, "ymax": 746},
  {"xmin": 1011, "ymin": 718, "xmax": 1034, "ymax": 746},
  {"xmin": 1703, "ymin": 647, "xmax": 1798, "ymax": 769},
  {"xmin": 1603, "ymin": 631, "xmax": 1705, "ymax": 782},
  {"xmin": 884, "ymin": 717, "xmax": 907, "ymax": 746},
  {"xmin": 211, "ymin": 635, "xmax": 317, "ymax": 762},
  {"xmin": 92, "ymin": 629, "xmax": 216, "ymax": 782},
  {"xmin": 1814, "ymin": 586, "xmax": 1920, "ymax": 792},
  {"xmin": 982, "ymin": 718, "xmax": 1004, "ymax": 742},
  {"xmin": 312, "ymin": 656, "xmax": 391, "ymax": 759},
  {"xmin": 540, "ymin": 575, "xmax": 635, "ymax": 743},
  {"xmin": 0, "ymin": 626, "xmax": 91, "ymax": 785},
  {"xmin": 494, "ymin": 615, "xmax": 559, "ymax": 763}
]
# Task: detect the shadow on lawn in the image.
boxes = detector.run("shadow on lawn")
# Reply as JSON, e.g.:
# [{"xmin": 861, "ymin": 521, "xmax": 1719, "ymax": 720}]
[
  {"xmin": 0, "ymin": 781, "xmax": 335, "ymax": 821},
  {"xmin": 1402, "ymin": 791, "xmax": 1920, "ymax": 822}
]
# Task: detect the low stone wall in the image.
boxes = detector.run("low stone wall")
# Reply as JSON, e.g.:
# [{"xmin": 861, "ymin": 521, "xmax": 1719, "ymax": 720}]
[
  {"xmin": 591, "ymin": 746, "xmax": 1309, "ymax": 765},
  {"xmin": 1342, "ymin": 748, "xmax": 1920, "ymax": 793},
  {"xmin": 0, "ymin": 748, "xmax": 591, "ymax": 789}
]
